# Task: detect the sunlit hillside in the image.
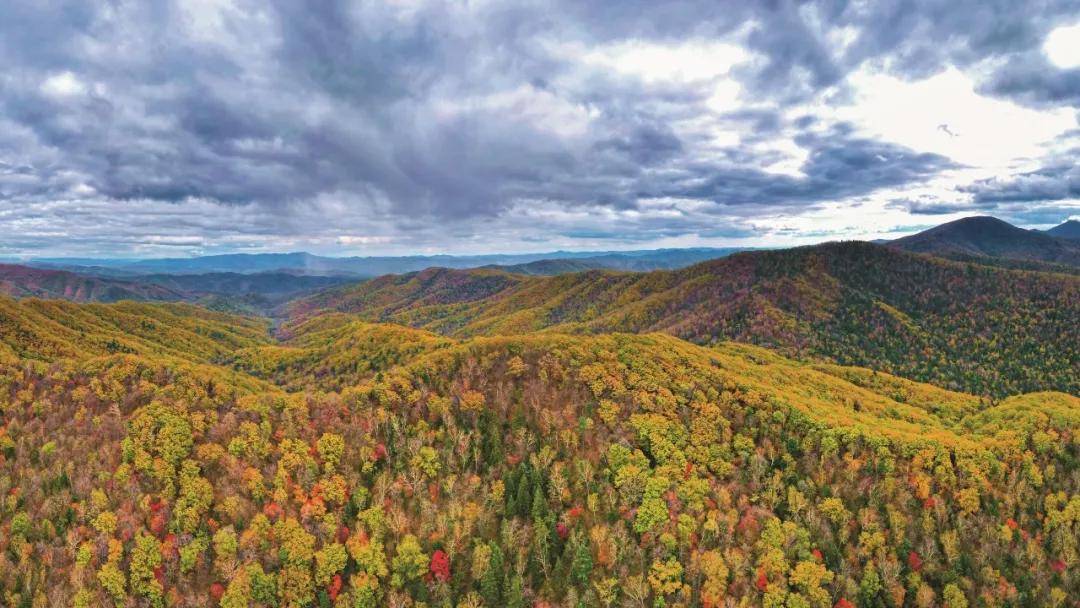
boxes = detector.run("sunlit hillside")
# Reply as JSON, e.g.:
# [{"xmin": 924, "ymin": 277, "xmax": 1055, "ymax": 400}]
[
  {"xmin": 290, "ymin": 242, "xmax": 1080, "ymax": 398},
  {"xmin": 0, "ymin": 299, "xmax": 1076, "ymax": 608},
  {"xmin": 0, "ymin": 297, "xmax": 271, "ymax": 364}
]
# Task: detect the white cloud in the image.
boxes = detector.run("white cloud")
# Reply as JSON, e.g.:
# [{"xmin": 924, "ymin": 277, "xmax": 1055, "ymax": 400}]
[
  {"xmin": 1044, "ymin": 22, "xmax": 1080, "ymax": 69},
  {"xmin": 705, "ymin": 79, "xmax": 747, "ymax": 113},
  {"xmin": 337, "ymin": 235, "xmax": 393, "ymax": 246},
  {"xmin": 40, "ymin": 72, "xmax": 87, "ymax": 98},
  {"xmin": 830, "ymin": 67, "xmax": 1075, "ymax": 170},
  {"xmin": 582, "ymin": 39, "xmax": 751, "ymax": 84}
]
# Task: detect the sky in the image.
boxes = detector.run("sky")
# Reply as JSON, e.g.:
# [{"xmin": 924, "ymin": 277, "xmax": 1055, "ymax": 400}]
[{"xmin": 1, "ymin": 0, "xmax": 1078, "ymax": 257}]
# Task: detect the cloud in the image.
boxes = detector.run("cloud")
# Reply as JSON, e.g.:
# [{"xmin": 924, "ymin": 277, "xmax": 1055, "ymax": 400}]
[
  {"xmin": 0, "ymin": 0, "xmax": 1077, "ymax": 255},
  {"xmin": 650, "ymin": 125, "xmax": 956, "ymax": 206},
  {"xmin": 887, "ymin": 197, "xmax": 996, "ymax": 215},
  {"xmin": 980, "ymin": 56, "xmax": 1080, "ymax": 108},
  {"xmin": 961, "ymin": 163, "xmax": 1080, "ymax": 204}
]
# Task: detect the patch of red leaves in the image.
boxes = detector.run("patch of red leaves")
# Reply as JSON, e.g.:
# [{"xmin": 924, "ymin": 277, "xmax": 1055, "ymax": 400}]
[{"xmin": 429, "ymin": 549, "xmax": 451, "ymax": 583}]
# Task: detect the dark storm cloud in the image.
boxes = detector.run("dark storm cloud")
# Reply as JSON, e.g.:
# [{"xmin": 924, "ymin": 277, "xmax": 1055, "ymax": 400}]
[{"xmin": 0, "ymin": 0, "xmax": 1077, "ymax": 254}]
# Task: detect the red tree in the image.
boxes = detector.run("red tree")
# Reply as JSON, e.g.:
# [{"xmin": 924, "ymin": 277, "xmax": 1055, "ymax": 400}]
[
  {"xmin": 907, "ymin": 551, "xmax": 923, "ymax": 572},
  {"xmin": 328, "ymin": 574, "xmax": 343, "ymax": 601},
  {"xmin": 429, "ymin": 549, "xmax": 451, "ymax": 583},
  {"xmin": 555, "ymin": 522, "xmax": 570, "ymax": 540}
]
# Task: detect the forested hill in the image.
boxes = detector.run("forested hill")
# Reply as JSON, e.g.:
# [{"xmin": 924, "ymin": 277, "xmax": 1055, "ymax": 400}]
[
  {"xmin": 0, "ymin": 264, "xmax": 353, "ymax": 315},
  {"xmin": 1046, "ymin": 219, "xmax": 1080, "ymax": 240},
  {"xmin": 0, "ymin": 264, "xmax": 185, "ymax": 303},
  {"xmin": 0, "ymin": 300, "xmax": 1076, "ymax": 607},
  {"xmin": 890, "ymin": 216, "xmax": 1080, "ymax": 266},
  {"xmin": 0, "ymin": 296, "xmax": 271, "ymax": 364},
  {"xmin": 290, "ymin": 241, "xmax": 1080, "ymax": 397}
]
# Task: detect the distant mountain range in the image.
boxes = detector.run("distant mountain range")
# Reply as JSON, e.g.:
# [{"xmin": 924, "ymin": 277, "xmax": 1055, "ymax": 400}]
[
  {"xmin": 22, "ymin": 247, "xmax": 745, "ymax": 277},
  {"xmin": 1, "ymin": 216, "xmax": 1077, "ymax": 321},
  {"xmin": 0, "ymin": 265, "xmax": 352, "ymax": 313},
  {"xmin": 0, "ymin": 247, "xmax": 744, "ymax": 313},
  {"xmin": 487, "ymin": 248, "xmax": 744, "ymax": 275},
  {"xmin": 889, "ymin": 216, "xmax": 1080, "ymax": 267},
  {"xmin": 15, "ymin": 218, "xmax": 1077, "ymax": 280}
]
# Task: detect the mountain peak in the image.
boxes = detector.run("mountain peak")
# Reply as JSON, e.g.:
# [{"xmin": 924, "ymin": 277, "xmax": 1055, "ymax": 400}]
[
  {"xmin": 891, "ymin": 215, "xmax": 1080, "ymax": 265},
  {"xmin": 1046, "ymin": 219, "xmax": 1080, "ymax": 240},
  {"xmin": 924, "ymin": 215, "xmax": 1025, "ymax": 235}
]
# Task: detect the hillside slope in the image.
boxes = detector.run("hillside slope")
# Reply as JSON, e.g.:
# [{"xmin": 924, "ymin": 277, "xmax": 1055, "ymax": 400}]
[
  {"xmin": 0, "ymin": 265, "xmax": 354, "ymax": 316},
  {"xmin": 0, "ymin": 296, "xmax": 271, "ymax": 364},
  {"xmin": 138, "ymin": 272, "xmax": 351, "ymax": 298},
  {"xmin": 290, "ymin": 242, "xmax": 1079, "ymax": 397},
  {"xmin": 891, "ymin": 216, "xmax": 1080, "ymax": 266},
  {"xmin": 0, "ymin": 264, "xmax": 185, "ymax": 302},
  {"xmin": 0, "ymin": 305, "xmax": 1076, "ymax": 607}
]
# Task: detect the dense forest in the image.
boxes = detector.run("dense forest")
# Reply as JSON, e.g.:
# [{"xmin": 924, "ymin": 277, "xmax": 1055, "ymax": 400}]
[
  {"xmin": 0, "ymin": 296, "xmax": 1076, "ymax": 607},
  {"xmin": 289, "ymin": 242, "xmax": 1079, "ymax": 398}
]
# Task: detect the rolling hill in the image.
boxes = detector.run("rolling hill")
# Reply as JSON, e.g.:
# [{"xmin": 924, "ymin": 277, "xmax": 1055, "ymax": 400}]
[
  {"xmin": 0, "ymin": 265, "xmax": 354, "ymax": 314},
  {"xmin": 140, "ymin": 272, "xmax": 355, "ymax": 315},
  {"xmin": 890, "ymin": 216, "xmax": 1080, "ymax": 266},
  {"xmin": 0, "ymin": 264, "xmax": 185, "ymax": 303},
  {"xmin": 0, "ymin": 299, "xmax": 1075, "ymax": 607},
  {"xmin": 0, "ymin": 295, "xmax": 270, "ymax": 364},
  {"xmin": 290, "ymin": 241, "xmax": 1080, "ymax": 397},
  {"xmin": 138, "ymin": 272, "xmax": 350, "ymax": 298}
]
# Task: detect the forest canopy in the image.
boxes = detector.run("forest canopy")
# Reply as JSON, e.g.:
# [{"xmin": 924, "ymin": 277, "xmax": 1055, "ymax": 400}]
[{"xmin": 0, "ymin": 296, "xmax": 1076, "ymax": 607}]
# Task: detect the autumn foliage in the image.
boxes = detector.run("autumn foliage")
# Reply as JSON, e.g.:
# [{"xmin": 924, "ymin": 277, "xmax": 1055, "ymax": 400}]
[{"xmin": 0, "ymin": 293, "xmax": 1075, "ymax": 607}]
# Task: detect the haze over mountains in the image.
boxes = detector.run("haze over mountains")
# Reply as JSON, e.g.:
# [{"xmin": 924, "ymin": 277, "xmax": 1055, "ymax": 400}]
[
  {"xmin": 22, "ymin": 247, "xmax": 744, "ymax": 277},
  {"xmin": 0, "ymin": 265, "xmax": 353, "ymax": 314},
  {"xmin": 10, "ymin": 217, "xmax": 1077, "ymax": 278},
  {"xmin": 0, "ymin": 247, "xmax": 746, "ymax": 313},
  {"xmin": 0, "ymin": 216, "xmax": 1077, "ymax": 317}
]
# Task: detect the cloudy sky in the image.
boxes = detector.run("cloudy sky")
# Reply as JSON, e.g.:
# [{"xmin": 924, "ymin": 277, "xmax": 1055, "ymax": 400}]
[{"xmin": 1, "ymin": 0, "xmax": 1078, "ymax": 257}]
